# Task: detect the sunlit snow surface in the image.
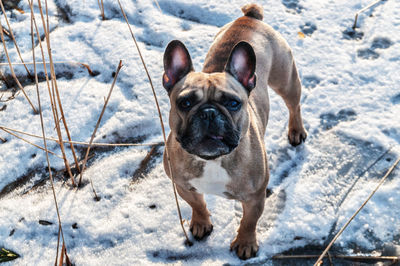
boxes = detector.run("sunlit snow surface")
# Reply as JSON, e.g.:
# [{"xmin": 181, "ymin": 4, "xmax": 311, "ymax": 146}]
[{"xmin": 0, "ymin": 0, "xmax": 400, "ymax": 265}]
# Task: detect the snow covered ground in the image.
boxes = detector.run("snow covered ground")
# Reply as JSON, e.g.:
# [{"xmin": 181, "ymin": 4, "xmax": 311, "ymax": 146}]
[{"xmin": 1, "ymin": 0, "xmax": 399, "ymax": 265}]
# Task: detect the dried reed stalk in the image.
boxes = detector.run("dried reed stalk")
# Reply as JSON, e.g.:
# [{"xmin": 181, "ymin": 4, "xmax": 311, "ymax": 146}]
[
  {"xmin": 0, "ymin": 0, "xmax": 32, "ymax": 78},
  {"xmin": 1, "ymin": 24, "xmax": 10, "ymax": 36},
  {"xmin": 353, "ymin": 0, "xmax": 384, "ymax": 29},
  {"xmin": 43, "ymin": 0, "xmax": 81, "ymax": 174},
  {"xmin": 30, "ymin": 0, "xmax": 74, "ymax": 185},
  {"xmin": 117, "ymin": 0, "xmax": 192, "ymax": 245},
  {"xmin": 153, "ymin": 0, "xmax": 162, "ymax": 12},
  {"xmin": 97, "ymin": 0, "xmax": 105, "ymax": 20},
  {"xmin": 275, "ymin": 254, "xmax": 399, "ymax": 261},
  {"xmin": 0, "ymin": 125, "xmax": 163, "ymax": 147},
  {"xmin": 0, "ymin": 126, "xmax": 62, "ymax": 158},
  {"xmin": 0, "ymin": 19, "xmax": 37, "ymax": 113},
  {"xmin": 0, "ymin": 61, "xmax": 84, "ymax": 66},
  {"xmin": 314, "ymin": 153, "xmax": 400, "ymax": 265},
  {"xmin": 77, "ymin": 61, "xmax": 123, "ymax": 200},
  {"xmin": 35, "ymin": 0, "xmax": 79, "ymax": 185},
  {"xmin": 29, "ymin": 4, "xmax": 70, "ymax": 264}
]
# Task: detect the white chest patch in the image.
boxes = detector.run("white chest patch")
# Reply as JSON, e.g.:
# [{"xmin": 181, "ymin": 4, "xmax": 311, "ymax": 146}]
[{"xmin": 189, "ymin": 159, "xmax": 231, "ymax": 198}]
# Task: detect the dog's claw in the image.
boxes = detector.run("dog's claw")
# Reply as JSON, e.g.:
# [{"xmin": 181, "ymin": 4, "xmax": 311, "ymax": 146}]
[
  {"xmin": 230, "ymin": 236, "xmax": 259, "ymax": 260},
  {"xmin": 288, "ymin": 128, "xmax": 307, "ymax": 146},
  {"xmin": 190, "ymin": 222, "xmax": 213, "ymax": 240}
]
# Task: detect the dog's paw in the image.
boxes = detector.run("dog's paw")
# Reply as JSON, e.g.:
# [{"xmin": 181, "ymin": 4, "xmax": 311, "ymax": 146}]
[
  {"xmin": 190, "ymin": 221, "xmax": 213, "ymax": 240},
  {"xmin": 288, "ymin": 127, "xmax": 307, "ymax": 146},
  {"xmin": 230, "ymin": 236, "xmax": 259, "ymax": 260}
]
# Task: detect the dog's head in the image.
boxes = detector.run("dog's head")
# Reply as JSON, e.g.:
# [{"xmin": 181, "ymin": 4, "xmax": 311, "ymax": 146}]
[{"xmin": 162, "ymin": 40, "xmax": 256, "ymax": 160}]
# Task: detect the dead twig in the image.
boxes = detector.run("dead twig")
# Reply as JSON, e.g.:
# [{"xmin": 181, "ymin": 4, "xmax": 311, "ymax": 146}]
[
  {"xmin": 118, "ymin": 0, "xmax": 192, "ymax": 246},
  {"xmin": 0, "ymin": 19, "xmax": 38, "ymax": 113},
  {"xmin": 274, "ymin": 254, "xmax": 399, "ymax": 261},
  {"xmin": 0, "ymin": 126, "xmax": 63, "ymax": 158},
  {"xmin": 1, "ymin": 24, "xmax": 10, "ymax": 37},
  {"xmin": 153, "ymin": 0, "xmax": 162, "ymax": 13},
  {"xmin": 97, "ymin": 0, "xmax": 105, "ymax": 20},
  {"xmin": 77, "ymin": 60, "xmax": 123, "ymax": 200},
  {"xmin": 0, "ymin": 69, "xmax": 11, "ymax": 88},
  {"xmin": 36, "ymin": 0, "xmax": 78, "ymax": 185},
  {"xmin": 353, "ymin": 0, "xmax": 385, "ymax": 29},
  {"xmin": 314, "ymin": 153, "xmax": 400, "ymax": 265},
  {"xmin": 30, "ymin": 2, "xmax": 70, "ymax": 264},
  {"xmin": 0, "ymin": 125, "xmax": 163, "ymax": 147},
  {"xmin": 0, "ymin": 61, "xmax": 95, "ymax": 76},
  {"xmin": 0, "ymin": 0, "xmax": 32, "ymax": 78}
]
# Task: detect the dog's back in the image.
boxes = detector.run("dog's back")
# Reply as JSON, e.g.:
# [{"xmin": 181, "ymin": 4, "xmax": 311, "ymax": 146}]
[{"xmin": 203, "ymin": 4, "xmax": 302, "ymax": 137}]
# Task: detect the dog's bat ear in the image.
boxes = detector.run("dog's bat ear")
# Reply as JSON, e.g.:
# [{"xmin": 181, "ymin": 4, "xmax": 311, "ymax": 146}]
[
  {"xmin": 163, "ymin": 40, "xmax": 194, "ymax": 92},
  {"xmin": 225, "ymin": 41, "xmax": 257, "ymax": 93}
]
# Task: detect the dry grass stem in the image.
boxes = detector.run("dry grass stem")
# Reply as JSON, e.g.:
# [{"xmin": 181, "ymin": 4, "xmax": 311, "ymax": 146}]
[
  {"xmin": 0, "ymin": 125, "xmax": 163, "ymax": 147},
  {"xmin": 97, "ymin": 0, "xmax": 105, "ymax": 20},
  {"xmin": 0, "ymin": 69, "xmax": 11, "ymax": 87},
  {"xmin": 35, "ymin": 0, "xmax": 77, "ymax": 184},
  {"xmin": 30, "ymin": 3, "xmax": 70, "ymax": 264},
  {"xmin": 1, "ymin": 24, "xmax": 10, "ymax": 36},
  {"xmin": 42, "ymin": 0, "xmax": 81, "ymax": 174},
  {"xmin": 153, "ymin": 0, "xmax": 162, "ymax": 12},
  {"xmin": 353, "ymin": 0, "xmax": 384, "ymax": 29},
  {"xmin": 314, "ymin": 152, "xmax": 400, "ymax": 265},
  {"xmin": 0, "ymin": 0, "xmax": 32, "ymax": 78},
  {"xmin": 0, "ymin": 61, "xmax": 94, "ymax": 75},
  {"xmin": 274, "ymin": 254, "xmax": 399, "ymax": 261},
  {"xmin": 77, "ymin": 61, "xmax": 123, "ymax": 198},
  {"xmin": 0, "ymin": 61, "xmax": 86, "ymax": 66},
  {"xmin": 118, "ymin": 0, "xmax": 192, "ymax": 245},
  {"xmin": 0, "ymin": 126, "xmax": 62, "ymax": 158},
  {"xmin": 0, "ymin": 20, "xmax": 37, "ymax": 113}
]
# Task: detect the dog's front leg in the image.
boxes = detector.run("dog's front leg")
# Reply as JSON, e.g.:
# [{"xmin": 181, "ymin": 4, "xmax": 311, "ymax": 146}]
[
  {"xmin": 230, "ymin": 191, "xmax": 266, "ymax": 260},
  {"xmin": 175, "ymin": 185, "xmax": 213, "ymax": 240}
]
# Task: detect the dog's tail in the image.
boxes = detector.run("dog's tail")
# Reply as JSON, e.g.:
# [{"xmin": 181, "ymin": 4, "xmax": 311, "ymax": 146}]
[{"xmin": 241, "ymin": 4, "xmax": 263, "ymax": 20}]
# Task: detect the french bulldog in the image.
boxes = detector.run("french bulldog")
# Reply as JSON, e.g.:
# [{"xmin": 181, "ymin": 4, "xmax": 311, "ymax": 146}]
[{"xmin": 162, "ymin": 3, "xmax": 306, "ymax": 260}]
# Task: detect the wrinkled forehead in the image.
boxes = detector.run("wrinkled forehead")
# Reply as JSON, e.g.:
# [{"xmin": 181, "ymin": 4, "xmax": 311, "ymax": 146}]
[{"xmin": 172, "ymin": 72, "xmax": 247, "ymax": 100}]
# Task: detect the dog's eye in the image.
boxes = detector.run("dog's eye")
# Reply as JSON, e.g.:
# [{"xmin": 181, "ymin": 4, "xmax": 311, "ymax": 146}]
[
  {"xmin": 225, "ymin": 99, "xmax": 241, "ymax": 111},
  {"xmin": 180, "ymin": 99, "xmax": 192, "ymax": 109}
]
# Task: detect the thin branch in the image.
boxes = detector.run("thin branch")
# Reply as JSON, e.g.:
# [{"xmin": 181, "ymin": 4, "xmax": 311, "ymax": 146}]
[
  {"xmin": 77, "ymin": 60, "xmax": 123, "ymax": 199},
  {"xmin": 0, "ymin": 61, "xmax": 86, "ymax": 66},
  {"xmin": 153, "ymin": 0, "xmax": 162, "ymax": 13},
  {"xmin": 0, "ymin": 19, "xmax": 38, "ymax": 114},
  {"xmin": 0, "ymin": 61, "xmax": 95, "ymax": 75},
  {"xmin": 1, "ymin": 24, "xmax": 10, "ymax": 37},
  {"xmin": 314, "ymin": 153, "xmax": 400, "ymax": 265},
  {"xmin": 0, "ymin": 0, "xmax": 32, "ymax": 78},
  {"xmin": 274, "ymin": 254, "xmax": 399, "ymax": 261},
  {"xmin": 0, "ymin": 69, "xmax": 11, "ymax": 88},
  {"xmin": 353, "ymin": 0, "xmax": 385, "ymax": 29},
  {"xmin": 31, "ymin": 1, "xmax": 70, "ymax": 264},
  {"xmin": 0, "ymin": 127, "xmax": 62, "ymax": 158},
  {"xmin": 117, "ymin": 0, "xmax": 192, "ymax": 246},
  {"xmin": 0, "ymin": 125, "xmax": 163, "ymax": 147},
  {"xmin": 43, "ymin": 0, "xmax": 81, "ymax": 175},
  {"xmin": 36, "ymin": 0, "xmax": 77, "ymax": 184}
]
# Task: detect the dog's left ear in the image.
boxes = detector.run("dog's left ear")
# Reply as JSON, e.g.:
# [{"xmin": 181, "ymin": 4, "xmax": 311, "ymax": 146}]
[{"xmin": 225, "ymin": 41, "xmax": 256, "ymax": 93}]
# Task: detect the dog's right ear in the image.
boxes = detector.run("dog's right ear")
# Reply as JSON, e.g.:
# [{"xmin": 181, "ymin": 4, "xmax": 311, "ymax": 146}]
[{"xmin": 163, "ymin": 40, "xmax": 194, "ymax": 92}]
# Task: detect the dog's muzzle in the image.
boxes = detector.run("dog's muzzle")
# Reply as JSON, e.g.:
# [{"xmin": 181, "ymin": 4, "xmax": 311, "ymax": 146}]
[{"xmin": 177, "ymin": 104, "xmax": 240, "ymax": 160}]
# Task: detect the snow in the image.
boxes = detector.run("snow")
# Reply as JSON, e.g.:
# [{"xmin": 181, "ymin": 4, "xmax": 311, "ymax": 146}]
[{"xmin": 1, "ymin": 0, "xmax": 400, "ymax": 265}]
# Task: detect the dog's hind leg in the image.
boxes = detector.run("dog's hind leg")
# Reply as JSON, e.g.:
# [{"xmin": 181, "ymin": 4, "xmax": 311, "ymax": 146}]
[
  {"xmin": 175, "ymin": 185, "xmax": 213, "ymax": 240},
  {"xmin": 268, "ymin": 51, "xmax": 307, "ymax": 146}
]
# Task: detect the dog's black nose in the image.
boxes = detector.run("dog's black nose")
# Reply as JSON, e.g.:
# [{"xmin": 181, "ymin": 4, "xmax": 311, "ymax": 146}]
[{"xmin": 200, "ymin": 107, "xmax": 217, "ymax": 121}]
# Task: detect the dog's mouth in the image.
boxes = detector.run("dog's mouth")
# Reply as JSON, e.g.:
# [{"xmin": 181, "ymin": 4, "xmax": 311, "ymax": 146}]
[
  {"xmin": 178, "ymin": 133, "xmax": 238, "ymax": 160},
  {"xmin": 206, "ymin": 134, "xmax": 224, "ymax": 141}
]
